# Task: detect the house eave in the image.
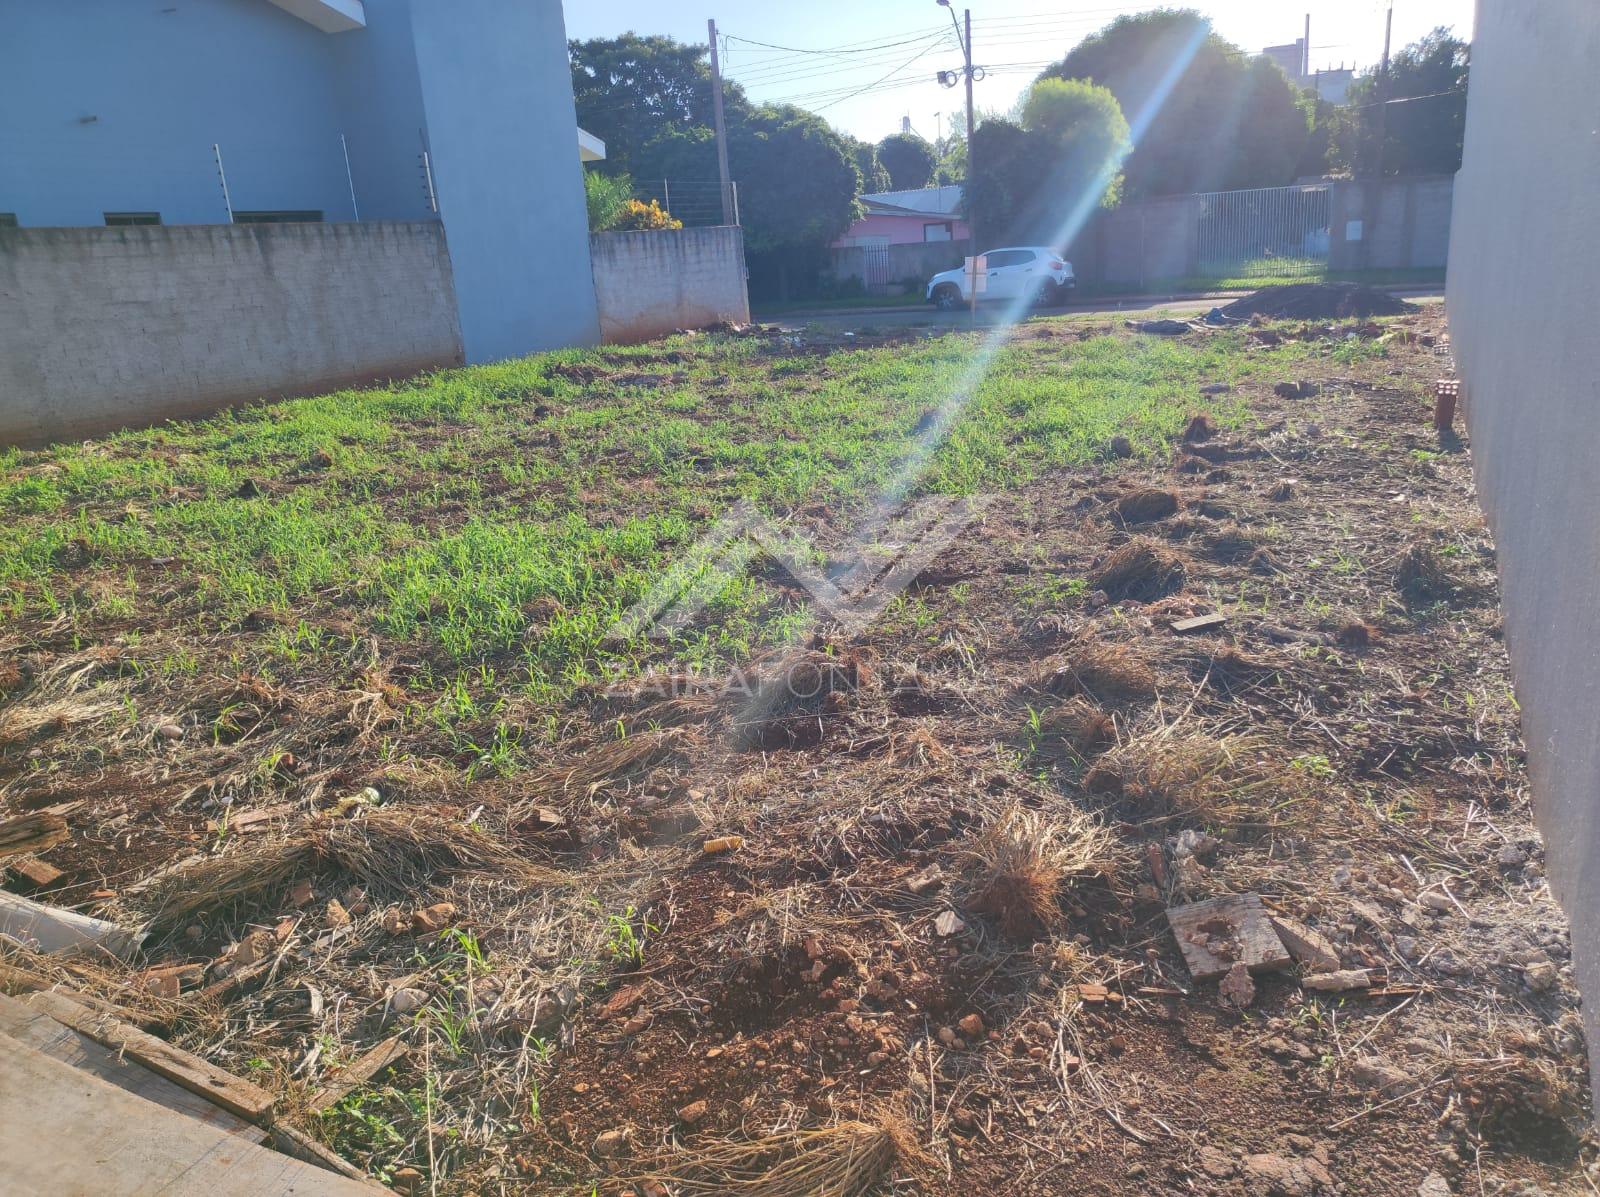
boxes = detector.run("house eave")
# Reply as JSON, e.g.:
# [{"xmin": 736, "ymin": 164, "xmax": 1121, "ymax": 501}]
[{"xmin": 264, "ymin": 0, "xmax": 366, "ymax": 33}]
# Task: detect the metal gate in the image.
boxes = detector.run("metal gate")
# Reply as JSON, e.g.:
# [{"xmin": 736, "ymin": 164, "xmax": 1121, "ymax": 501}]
[
  {"xmin": 1195, "ymin": 185, "xmax": 1331, "ymax": 281},
  {"xmin": 861, "ymin": 242, "xmax": 892, "ymax": 291}
]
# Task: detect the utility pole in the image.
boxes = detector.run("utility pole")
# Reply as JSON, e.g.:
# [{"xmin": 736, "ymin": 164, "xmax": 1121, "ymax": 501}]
[
  {"xmin": 1370, "ymin": 2, "xmax": 1393, "ymax": 178},
  {"xmin": 962, "ymin": 8, "xmax": 976, "ymax": 321},
  {"xmin": 1302, "ymin": 13, "xmax": 1310, "ymax": 80},
  {"xmin": 707, "ymin": 18, "xmax": 735, "ymax": 226},
  {"xmin": 937, "ymin": 1, "xmax": 977, "ymax": 315}
]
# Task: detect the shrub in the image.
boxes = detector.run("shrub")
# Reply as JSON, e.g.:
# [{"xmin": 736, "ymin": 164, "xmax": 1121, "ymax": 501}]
[{"xmin": 611, "ymin": 198, "xmax": 684, "ymax": 231}]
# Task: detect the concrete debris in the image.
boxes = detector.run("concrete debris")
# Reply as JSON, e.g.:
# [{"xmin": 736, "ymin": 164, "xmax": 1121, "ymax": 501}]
[
  {"xmin": 1197, "ymin": 1145, "xmax": 1237, "ymax": 1179},
  {"xmin": 1349, "ymin": 1056, "xmax": 1412, "ymax": 1096},
  {"xmin": 934, "ymin": 910, "xmax": 967, "ymax": 937},
  {"xmin": 1302, "ymin": 969, "xmax": 1373, "ymax": 993},
  {"xmin": 1219, "ymin": 961, "xmax": 1256, "ymax": 1008},
  {"xmin": 1522, "ymin": 961, "xmax": 1559, "ymax": 992},
  {"xmin": 1418, "ymin": 1172, "xmax": 1453, "ymax": 1196},
  {"xmin": 1241, "ymin": 1151, "xmax": 1334, "ymax": 1196},
  {"xmin": 1271, "ymin": 916, "xmax": 1342, "ymax": 973},
  {"xmin": 411, "ymin": 902, "xmax": 457, "ymax": 934}
]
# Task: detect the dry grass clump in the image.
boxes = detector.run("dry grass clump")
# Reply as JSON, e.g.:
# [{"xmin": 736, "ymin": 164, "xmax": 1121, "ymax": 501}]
[
  {"xmin": 624, "ymin": 1117, "xmax": 913, "ymax": 1197},
  {"xmin": 509, "ymin": 727, "xmax": 688, "ymax": 819},
  {"xmin": 1206, "ymin": 523, "xmax": 1261, "ymax": 564},
  {"xmin": 1089, "ymin": 537, "xmax": 1187, "ymax": 602},
  {"xmin": 132, "ymin": 808, "xmax": 563, "ymax": 935},
  {"xmin": 1038, "ymin": 697, "xmax": 1116, "ymax": 755},
  {"xmin": 1394, "ymin": 540, "xmax": 1461, "ymax": 607},
  {"xmin": 1046, "ymin": 640, "xmax": 1158, "ymax": 705},
  {"xmin": 1084, "ymin": 731, "xmax": 1305, "ymax": 829},
  {"xmin": 731, "ymin": 649, "xmax": 869, "ymax": 750},
  {"xmin": 1112, "ymin": 487, "xmax": 1180, "ymax": 524},
  {"xmin": 961, "ymin": 802, "xmax": 1115, "ymax": 938}
]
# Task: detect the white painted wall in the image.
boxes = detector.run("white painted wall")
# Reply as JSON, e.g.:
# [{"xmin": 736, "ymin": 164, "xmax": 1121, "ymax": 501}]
[
  {"xmin": 1448, "ymin": 0, "xmax": 1600, "ymax": 1103},
  {"xmin": 0, "ymin": 223, "xmax": 461, "ymax": 446}
]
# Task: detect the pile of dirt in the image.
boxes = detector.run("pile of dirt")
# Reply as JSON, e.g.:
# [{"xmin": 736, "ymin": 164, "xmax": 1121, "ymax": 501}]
[{"xmin": 1220, "ymin": 282, "xmax": 1418, "ymax": 321}]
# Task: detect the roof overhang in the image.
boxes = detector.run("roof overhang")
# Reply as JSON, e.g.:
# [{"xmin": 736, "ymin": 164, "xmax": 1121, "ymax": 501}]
[
  {"xmin": 265, "ymin": 0, "xmax": 366, "ymax": 33},
  {"xmin": 578, "ymin": 127, "xmax": 606, "ymax": 163}
]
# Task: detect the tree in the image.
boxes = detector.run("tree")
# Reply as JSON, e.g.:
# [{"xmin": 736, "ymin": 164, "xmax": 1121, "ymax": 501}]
[
  {"xmin": 963, "ymin": 80, "xmax": 1129, "ymax": 246},
  {"xmin": 844, "ymin": 137, "xmax": 891, "ymax": 194},
  {"xmin": 877, "ymin": 133, "xmax": 938, "ymax": 190},
  {"xmin": 1326, "ymin": 28, "xmax": 1469, "ymax": 177},
  {"xmin": 1039, "ymin": 10, "xmax": 1307, "ymax": 197},
  {"xmin": 569, "ymin": 34, "xmax": 747, "ymax": 174},
  {"xmin": 634, "ymin": 105, "xmax": 863, "ymax": 297},
  {"xmin": 1019, "ymin": 77, "xmax": 1130, "ymax": 198}
]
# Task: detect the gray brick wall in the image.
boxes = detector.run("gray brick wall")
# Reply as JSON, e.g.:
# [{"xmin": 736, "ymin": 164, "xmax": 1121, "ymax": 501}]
[
  {"xmin": 590, "ymin": 226, "xmax": 750, "ymax": 343},
  {"xmin": 0, "ymin": 222, "xmax": 463, "ymax": 446}
]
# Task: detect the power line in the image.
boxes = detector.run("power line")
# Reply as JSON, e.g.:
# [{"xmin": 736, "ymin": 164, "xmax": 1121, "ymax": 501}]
[{"xmin": 724, "ymin": 29, "xmax": 946, "ymax": 56}]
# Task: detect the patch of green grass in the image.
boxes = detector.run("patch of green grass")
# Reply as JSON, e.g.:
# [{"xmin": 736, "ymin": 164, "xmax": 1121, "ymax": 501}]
[{"xmin": 0, "ymin": 321, "xmax": 1341, "ymax": 726}]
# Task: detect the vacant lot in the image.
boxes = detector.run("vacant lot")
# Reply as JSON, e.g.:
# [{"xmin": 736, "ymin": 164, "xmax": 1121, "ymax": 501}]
[{"xmin": 0, "ymin": 311, "xmax": 1590, "ymax": 1194}]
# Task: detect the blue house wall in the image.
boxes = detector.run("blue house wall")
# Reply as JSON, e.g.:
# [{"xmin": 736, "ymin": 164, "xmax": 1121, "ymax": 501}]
[
  {"xmin": 3, "ymin": 0, "xmax": 599, "ymax": 359},
  {"xmin": 2, "ymin": 0, "xmax": 361, "ymax": 225}
]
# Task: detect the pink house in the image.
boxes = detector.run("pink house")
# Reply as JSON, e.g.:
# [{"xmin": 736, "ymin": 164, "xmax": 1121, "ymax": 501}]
[{"xmin": 831, "ymin": 185, "xmax": 970, "ymax": 249}]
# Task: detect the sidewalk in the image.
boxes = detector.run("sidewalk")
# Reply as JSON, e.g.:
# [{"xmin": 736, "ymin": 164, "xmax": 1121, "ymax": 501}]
[{"xmin": 756, "ymin": 283, "xmax": 1445, "ymax": 323}]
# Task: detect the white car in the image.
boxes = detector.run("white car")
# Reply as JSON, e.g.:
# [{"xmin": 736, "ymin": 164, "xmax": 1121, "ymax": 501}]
[{"xmin": 927, "ymin": 246, "xmax": 1076, "ymax": 309}]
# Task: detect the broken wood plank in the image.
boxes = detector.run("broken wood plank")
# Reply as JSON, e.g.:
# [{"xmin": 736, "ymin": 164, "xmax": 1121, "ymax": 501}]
[
  {"xmin": 1170, "ymin": 612, "xmax": 1228, "ymax": 635},
  {"xmin": 24, "ymin": 988, "xmax": 276, "ymax": 1125},
  {"xmin": 0, "ymin": 993, "xmax": 267, "ymax": 1142},
  {"xmin": 0, "ymin": 1038, "xmax": 382, "ymax": 1195},
  {"xmin": 266, "ymin": 1121, "xmax": 377, "ymax": 1183},
  {"xmin": 6, "ymin": 857, "xmax": 65, "ymax": 890},
  {"xmin": 0, "ymin": 811, "xmax": 68, "ymax": 859},
  {"xmin": 1166, "ymin": 893, "xmax": 1291, "ymax": 981},
  {"xmin": 0, "ymin": 889, "xmax": 144, "ymax": 959},
  {"xmin": 226, "ymin": 802, "xmax": 295, "ymax": 834},
  {"xmin": 308, "ymin": 1034, "xmax": 410, "ymax": 1112}
]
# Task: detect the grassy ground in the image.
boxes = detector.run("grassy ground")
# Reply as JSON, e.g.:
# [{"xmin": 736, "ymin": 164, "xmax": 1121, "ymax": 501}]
[
  {"xmin": 0, "ymin": 325, "xmax": 1333, "ymax": 722},
  {"xmin": 2, "ymin": 312, "xmax": 1586, "ymax": 1195}
]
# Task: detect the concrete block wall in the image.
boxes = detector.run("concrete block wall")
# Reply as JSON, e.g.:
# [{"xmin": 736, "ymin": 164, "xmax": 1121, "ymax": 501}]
[
  {"xmin": 1447, "ymin": 0, "xmax": 1600, "ymax": 1105},
  {"xmin": 1329, "ymin": 176, "xmax": 1455, "ymax": 272},
  {"xmin": 0, "ymin": 223, "xmax": 462, "ymax": 447},
  {"xmin": 591, "ymin": 226, "xmax": 750, "ymax": 344}
]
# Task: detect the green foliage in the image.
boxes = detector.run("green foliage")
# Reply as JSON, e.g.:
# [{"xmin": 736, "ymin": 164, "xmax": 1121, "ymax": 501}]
[
  {"xmin": 1323, "ymin": 28, "xmax": 1469, "ymax": 177},
  {"xmin": 845, "ymin": 136, "xmax": 891, "ymax": 193},
  {"xmin": 965, "ymin": 78, "xmax": 1127, "ymax": 246},
  {"xmin": 635, "ymin": 103, "xmax": 863, "ymax": 295},
  {"xmin": 583, "ymin": 170, "xmax": 633, "ymax": 232},
  {"xmin": 569, "ymin": 34, "xmax": 739, "ymax": 173},
  {"xmin": 877, "ymin": 132, "xmax": 938, "ymax": 190},
  {"xmin": 1039, "ymin": 9, "xmax": 1307, "ymax": 198},
  {"xmin": 2, "ymin": 327, "xmax": 1310, "ymax": 711}
]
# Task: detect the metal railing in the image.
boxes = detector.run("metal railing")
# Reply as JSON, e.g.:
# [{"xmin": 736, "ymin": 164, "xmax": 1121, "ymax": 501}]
[
  {"xmin": 632, "ymin": 179, "xmax": 740, "ymax": 228},
  {"xmin": 1194, "ymin": 184, "xmax": 1331, "ymax": 280}
]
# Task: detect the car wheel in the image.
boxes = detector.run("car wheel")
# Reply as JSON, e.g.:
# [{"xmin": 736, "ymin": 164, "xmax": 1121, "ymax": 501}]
[
  {"xmin": 933, "ymin": 284, "xmax": 963, "ymax": 311},
  {"xmin": 1040, "ymin": 281, "xmax": 1064, "ymax": 308}
]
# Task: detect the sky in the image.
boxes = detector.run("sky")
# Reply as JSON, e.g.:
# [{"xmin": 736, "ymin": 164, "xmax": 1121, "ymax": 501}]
[{"xmin": 565, "ymin": 1, "xmax": 1474, "ymax": 143}]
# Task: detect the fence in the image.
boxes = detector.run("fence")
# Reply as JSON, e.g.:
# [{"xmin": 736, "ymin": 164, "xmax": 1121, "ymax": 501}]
[
  {"xmin": 1060, "ymin": 174, "xmax": 1454, "ymax": 290},
  {"xmin": 632, "ymin": 179, "xmax": 740, "ymax": 228},
  {"xmin": 1195, "ymin": 185, "xmax": 1332, "ymax": 280}
]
